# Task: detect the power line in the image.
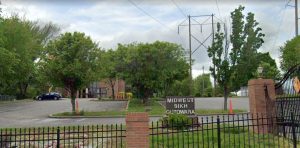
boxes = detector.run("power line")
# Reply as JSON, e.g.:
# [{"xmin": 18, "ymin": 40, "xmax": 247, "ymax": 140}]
[
  {"xmin": 171, "ymin": 0, "xmax": 186, "ymax": 17},
  {"xmin": 127, "ymin": 0, "xmax": 171, "ymax": 30},
  {"xmin": 271, "ymin": 0, "xmax": 289, "ymax": 51},
  {"xmin": 127, "ymin": 0, "xmax": 187, "ymax": 48},
  {"xmin": 215, "ymin": 0, "xmax": 222, "ymax": 19}
]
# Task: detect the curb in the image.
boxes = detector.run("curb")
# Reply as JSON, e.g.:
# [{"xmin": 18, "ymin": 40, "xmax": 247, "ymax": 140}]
[
  {"xmin": 49, "ymin": 114, "xmax": 126, "ymax": 118},
  {"xmin": 48, "ymin": 112, "xmax": 249, "ymax": 119},
  {"xmin": 48, "ymin": 114, "xmax": 162, "ymax": 118},
  {"xmin": 196, "ymin": 112, "xmax": 250, "ymax": 116},
  {"xmin": 90, "ymin": 99, "xmax": 128, "ymax": 102}
]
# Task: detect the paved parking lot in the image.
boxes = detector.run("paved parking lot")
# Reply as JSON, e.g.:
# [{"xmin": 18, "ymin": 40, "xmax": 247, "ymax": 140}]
[
  {"xmin": 0, "ymin": 97, "xmax": 249, "ymax": 128},
  {"xmin": 0, "ymin": 98, "xmax": 127, "ymax": 128},
  {"xmin": 195, "ymin": 97, "xmax": 249, "ymax": 110}
]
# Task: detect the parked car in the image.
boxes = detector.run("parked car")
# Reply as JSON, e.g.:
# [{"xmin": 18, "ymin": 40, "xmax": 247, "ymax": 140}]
[{"xmin": 36, "ymin": 92, "xmax": 62, "ymax": 101}]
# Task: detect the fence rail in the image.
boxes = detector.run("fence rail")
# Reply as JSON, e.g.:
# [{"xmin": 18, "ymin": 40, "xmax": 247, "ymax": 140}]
[
  {"xmin": 0, "ymin": 124, "xmax": 125, "ymax": 148},
  {"xmin": 0, "ymin": 95, "xmax": 16, "ymax": 101},
  {"xmin": 150, "ymin": 113, "xmax": 300, "ymax": 148}
]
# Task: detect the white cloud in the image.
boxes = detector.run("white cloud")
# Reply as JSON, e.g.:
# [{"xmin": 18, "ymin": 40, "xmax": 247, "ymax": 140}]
[{"xmin": 1, "ymin": 0, "xmax": 296, "ymax": 77}]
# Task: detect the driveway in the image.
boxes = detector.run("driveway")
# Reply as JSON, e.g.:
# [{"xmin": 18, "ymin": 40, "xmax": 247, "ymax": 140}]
[{"xmin": 0, "ymin": 98, "xmax": 127, "ymax": 128}]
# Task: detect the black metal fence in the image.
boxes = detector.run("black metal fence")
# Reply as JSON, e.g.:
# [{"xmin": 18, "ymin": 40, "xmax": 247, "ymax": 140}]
[
  {"xmin": 0, "ymin": 95, "xmax": 16, "ymax": 101},
  {"xmin": 150, "ymin": 113, "xmax": 300, "ymax": 148},
  {"xmin": 275, "ymin": 75, "xmax": 300, "ymax": 121},
  {"xmin": 0, "ymin": 124, "xmax": 125, "ymax": 148}
]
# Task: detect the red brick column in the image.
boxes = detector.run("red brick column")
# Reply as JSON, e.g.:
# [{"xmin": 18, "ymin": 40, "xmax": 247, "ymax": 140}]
[
  {"xmin": 248, "ymin": 79, "xmax": 276, "ymax": 133},
  {"xmin": 126, "ymin": 112, "xmax": 149, "ymax": 148}
]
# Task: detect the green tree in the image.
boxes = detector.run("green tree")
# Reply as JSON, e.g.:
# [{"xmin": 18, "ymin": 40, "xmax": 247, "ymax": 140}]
[
  {"xmin": 100, "ymin": 49, "xmax": 118, "ymax": 100},
  {"xmin": 193, "ymin": 74, "xmax": 212, "ymax": 97},
  {"xmin": 0, "ymin": 48, "xmax": 19, "ymax": 94},
  {"xmin": 208, "ymin": 23, "xmax": 231, "ymax": 110},
  {"xmin": 280, "ymin": 36, "xmax": 300, "ymax": 71},
  {"xmin": 230, "ymin": 6, "xmax": 265, "ymax": 91},
  {"xmin": 167, "ymin": 78, "xmax": 190, "ymax": 97},
  {"xmin": 208, "ymin": 6, "xmax": 265, "ymax": 110},
  {"xmin": 116, "ymin": 41, "xmax": 189, "ymax": 103},
  {"xmin": 258, "ymin": 62, "xmax": 281, "ymax": 80},
  {"xmin": 41, "ymin": 32, "xmax": 101, "ymax": 112},
  {"xmin": 257, "ymin": 52, "xmax": 280, "ymax": 80},
  {"xmin": 0, "ymin": 15, "xmax": 59, "ymax": 98}
]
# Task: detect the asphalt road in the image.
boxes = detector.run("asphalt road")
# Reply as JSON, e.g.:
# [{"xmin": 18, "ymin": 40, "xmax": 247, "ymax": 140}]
[{"xmin": 0, "ymin": 97, "xmax": 249, "ymax": 128}]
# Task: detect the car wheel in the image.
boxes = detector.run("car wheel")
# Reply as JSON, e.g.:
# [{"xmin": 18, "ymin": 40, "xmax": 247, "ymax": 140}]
[
  {"xmin": 38, "ymin": 97, "xmax": 42, "ymax": 101},
  {"xmin": 54, "ymin": 97, "xmax": 58, "ymax": 100}
]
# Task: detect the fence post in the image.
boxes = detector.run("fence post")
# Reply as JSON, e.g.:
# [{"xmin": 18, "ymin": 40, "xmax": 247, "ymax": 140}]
[
  {"xmin": 126, "ymin": 112, "xmax": 149, "ymax": 148},
  {"xmin": 291, "ymin": 112, "xmax": 297, "ymax": 148},
  {"xmin": 56, "ymin": 127, "xmax": 60, "ymax": 148},
  {"xmin": 280, "ymin": 100, "xmax": 286, "ymax": 138},
  {"xmin": 217, "ymin": 116, "xmax": 221, "ymax": 148}
]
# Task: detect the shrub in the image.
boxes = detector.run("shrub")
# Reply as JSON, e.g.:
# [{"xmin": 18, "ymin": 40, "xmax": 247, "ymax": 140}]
[
  {"xmin": 79, "ymin": 110, "xmax": 85, "ymax": 115},
  {"xmin": 160, "ymin": 113, "xmax": 193, "ymax": 130}
]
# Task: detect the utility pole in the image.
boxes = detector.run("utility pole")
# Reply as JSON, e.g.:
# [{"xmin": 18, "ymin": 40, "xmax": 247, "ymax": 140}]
[
  {"xmin": 178, "ymin": 14, "xmax": 219, "ymax": 96},
  {"xmin": 202, "ymin": 66, "xmax": 204, "ymax": 96},
  {"xmin": 211, "ymin": 14, "xmax": 216, "ymax": 97},
  {"xmin": 296, "ymin": 0, "xmax": 299, "ymax": 36},
  {"xmin": 188, "ymin": 15, "xmax": 193, "ymax": 95},
  {"xmin": 287, "ymin": 0, "xmax": 299, "ymax": 36}
]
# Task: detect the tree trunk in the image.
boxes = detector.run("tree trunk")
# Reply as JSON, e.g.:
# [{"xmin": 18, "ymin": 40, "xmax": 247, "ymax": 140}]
[
  {"xmin": 223, "ymin": 86, "xmax": 228, "ymax": 110},
  {"xmin": 108, "ymin": 79, "xmax": 115, "ymax": 100},
  {"xmin": 142, "ymin": 96, "xmax": 149, "ymax": 105},
  {"xmin": 143, "ymin": 89, "xmax": 151, "ymax": 105},
  {"xmin": 18, "ymin": 83, "xmax": 28, "ymax": 99},
  {"xmin": 111, "ymin": 85, "xmax": 115, "ymax": 100},
  {"xmin": 70, "ymin": 89, "xmax": 76, "ymax": 113}
]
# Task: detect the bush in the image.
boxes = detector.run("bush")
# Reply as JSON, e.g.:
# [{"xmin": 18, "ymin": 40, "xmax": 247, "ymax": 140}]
[
  {"xmin": 79, "ymin": 110, "xmax": 85, "ymax": 115},
  {"xmin": 229, "ymin": 92, "xmax": 237, "ymax": 97},
  {"xmin": 160, "ymin": 113, "xmax": 193, "ymax": 130}
]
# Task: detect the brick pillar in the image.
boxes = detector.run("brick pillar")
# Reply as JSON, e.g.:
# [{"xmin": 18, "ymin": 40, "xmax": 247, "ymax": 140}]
[
  {"xmin": 126, "ymin": 112, "xmax": 149, "ymax": 148},
  {"xmin": 248, "ymin": 79, "xmax": 276, "ymax": 134}
]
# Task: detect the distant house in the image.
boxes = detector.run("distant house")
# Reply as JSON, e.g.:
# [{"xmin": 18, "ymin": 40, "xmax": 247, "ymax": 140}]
[
  {"xmin": 58, "ymin": 78, "xmax": 126, "ymax": 98},
  {"xmin": 237, "ymin": 86, "xmax": 248, "ymax": 97}
]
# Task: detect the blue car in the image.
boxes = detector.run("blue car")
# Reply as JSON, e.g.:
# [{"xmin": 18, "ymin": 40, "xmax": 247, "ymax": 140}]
[{"xmin": 36, "ymin": 92, "xmax": 62, "ymax": 101}]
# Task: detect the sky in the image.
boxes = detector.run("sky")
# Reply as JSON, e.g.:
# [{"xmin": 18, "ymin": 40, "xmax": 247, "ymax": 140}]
[{"xmin": 1, "ymin": 0, "xmax": 296, "ymax": 78}]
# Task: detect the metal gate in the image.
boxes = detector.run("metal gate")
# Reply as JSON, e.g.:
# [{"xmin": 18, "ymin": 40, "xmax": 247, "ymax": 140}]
[{"xmin": 275, "ymin": 64, "xmax": 300, "ymax": 141}]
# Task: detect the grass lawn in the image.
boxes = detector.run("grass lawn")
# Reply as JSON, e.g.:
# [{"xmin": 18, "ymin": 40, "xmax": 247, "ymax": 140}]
[
  {"xmin": 150, "ymin": 125, "xmax": 297, "ymax": 147},
  {"xmin": 0, "ymin": 98, "xmax": 33, "ymax": 104},
  {"xmin": 52, "ymin": 99, "xmax": 247, "ymax": 117},
  {"xmin": 52, "ymin": 99, "xmax": 165, "ymax": 117},
  {"xmin": 195, "ymin": 109, "xmax": 247, "ymax": 115},
  {"xmin": 53, "ymin": 110, "xmax": 126, "ymax": 117},
  {"xmin": 127, "ymin": 99, "xmax": 165, "ymax": 115}
]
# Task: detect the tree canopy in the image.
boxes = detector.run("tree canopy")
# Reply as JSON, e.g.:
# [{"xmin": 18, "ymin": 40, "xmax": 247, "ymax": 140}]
[
  {"xmin": 41, "ymin": 32, "xmax": 101, "ymax": 112},
  {"xmin": 230, "ymin": 6, "xmax": 265, "ymax": 90},
  {"xmin": 193, "ymin": 74, "xmax": 213, "ymax": 97},
  {"xmin": 257, "ymin": 52, "xmax": 280, "ymax": 80},
  {"xmin": 207, "ymin": 6, "xmax": 278, "ymax": 110},
  {"xmin": 280, "ymin": 36, "xmax": 300, "ymax": 71},
  {"xmin": 0, "ymin": 15, "xmax": 59, "ymax": 98},
  {"xmin": 116, "ymin": 41, "xmax": 189, "ymax": 103}
]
